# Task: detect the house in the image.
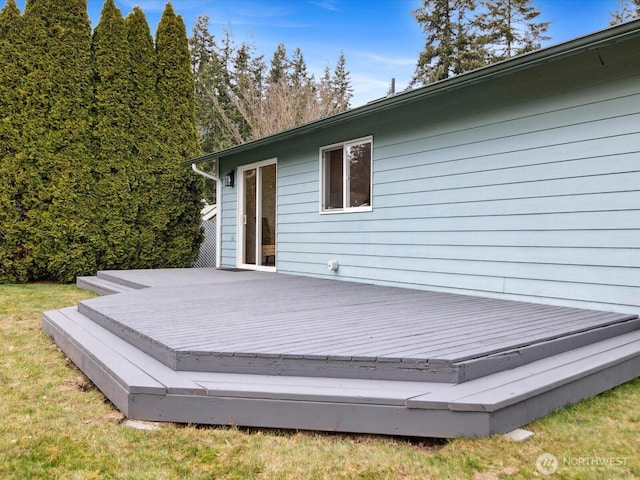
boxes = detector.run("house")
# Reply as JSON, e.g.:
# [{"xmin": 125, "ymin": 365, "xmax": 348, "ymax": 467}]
[
  {"xmin": 41, "ymin": 20, "xmax": 640, "ymax": 440},
  {"xmin": 188, "ymin": 19, "xmax": 640, "ymax": 316}
]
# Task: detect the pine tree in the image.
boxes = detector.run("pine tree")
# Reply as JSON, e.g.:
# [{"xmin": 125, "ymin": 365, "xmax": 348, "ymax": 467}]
[
  {"xmin": 268, "ymin": 43, "xmax": 288, "ymax": 85},
  {"xmin": 190, "ymin": 15, "xmax": 221, "ymax": 152},
  {"xmin": 0, "ymin": 0, "xmax": 28, "ymax": 282},
  {"xmin": 330, "ymin": 51, "xmax": 353, "ymax": 113},
  {"xmin": 290, "ymin": 48, "xmax": 310, "ymax": 86},
  {"xmin": 610, "ymin": 0, "xmax": 640, "ymax": 25},
  {"xmin": 18, "ymin": 0, "xmax": 96, "ymax": 282},
  {"xmin": 189, "ymin": 14, "xmax": 216, "ymax": 74},
  {"xmin": 287, "ymin": 47, "xmax": 314, "ymax": 123},
  {"xmin": 476, "ymin": 0, "xmax": 550, "ymax": 61},
  {"xmin": 91, "ymin": 0, "xmax": 137, "ymax": 270},
  {"xmin": 155, "ymin": 3, "xmax": 203, "ymax": 266},
  {"xmin": 233, "ymin": 42, "xmax": 262, "ymax": 138},
  {"xmin": 190, "ymin": 16, "xmax": 238, "ymax": 152},
  {"xmin": 412, "ymin": 0, "xmax": 487, "ymax": 86}
]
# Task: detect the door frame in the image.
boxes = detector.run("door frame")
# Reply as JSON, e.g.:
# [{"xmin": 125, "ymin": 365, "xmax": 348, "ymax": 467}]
[{"xmin": 236, "ymin": 158, "xmax": 277, "ymax": 272}]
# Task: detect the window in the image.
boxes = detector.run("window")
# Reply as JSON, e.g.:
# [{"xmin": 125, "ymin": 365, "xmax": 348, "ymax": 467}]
[{"xmin": 320, "ymin": 137, "xmax": 372, "ymax": 212}]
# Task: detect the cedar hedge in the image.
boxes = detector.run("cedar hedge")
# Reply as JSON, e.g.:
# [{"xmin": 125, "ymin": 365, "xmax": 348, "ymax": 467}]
[{"xmin": 0, "ymin": 0, "xmax": 202, "ymax": 283}]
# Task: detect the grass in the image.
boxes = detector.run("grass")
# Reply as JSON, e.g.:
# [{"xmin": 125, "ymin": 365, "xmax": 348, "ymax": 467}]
[{"xmin": 0, "ymin": 283, "xmax": 638, "ymax": 479}]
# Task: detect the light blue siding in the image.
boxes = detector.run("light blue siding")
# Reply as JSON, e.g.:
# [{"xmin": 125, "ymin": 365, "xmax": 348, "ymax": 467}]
[
  {"xmin": 219, "ymin": 185, "xmax": 237, "ymax": 267},
  {"xmin": 218, "ymin": 38, "xmax": 640, "ymax": 314}
]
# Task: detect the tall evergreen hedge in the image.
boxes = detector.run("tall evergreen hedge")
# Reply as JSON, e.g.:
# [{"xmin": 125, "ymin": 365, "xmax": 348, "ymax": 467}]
[
  {"xmin": 125, "ymin": 7, "xmax": 165, "ymax": 268},
  {"xmin": 0, "ymin": 0, "xmax": 203, "ymax": 283},
  {"xmin": 154, "ymin": 4, "xmax": 203, "ymax": 267},
  {"xmin": 92, "ymin": 0, "xmax": 137, "ymax": 270},
  {"xmin": 0, "ymin": 0, "xmax": 28, "ymax": 282},
  {"xmin": 19, "ymin": 0, "xmax": 97, "ymax": 283}
]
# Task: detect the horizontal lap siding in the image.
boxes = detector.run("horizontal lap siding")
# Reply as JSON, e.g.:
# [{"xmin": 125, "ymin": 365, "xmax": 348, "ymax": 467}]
[
  {"xmin": 220, "ymin": 187, "xmax": 237, "ymax": 267},
  {"xmin": 275, "ymin": 58, "xmax": 640, "ymax": 313}
]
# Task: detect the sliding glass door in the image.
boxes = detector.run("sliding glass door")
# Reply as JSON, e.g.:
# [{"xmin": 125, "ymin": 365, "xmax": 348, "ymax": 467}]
[{"xmin": 238, "ymin": 160, "xmax": 277, "ymax": 270}]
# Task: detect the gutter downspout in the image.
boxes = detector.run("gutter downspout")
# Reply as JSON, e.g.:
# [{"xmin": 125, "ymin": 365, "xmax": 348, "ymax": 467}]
[{"xmin": 191, "ymin": 162, "xmax": 222, "ymax": 269}]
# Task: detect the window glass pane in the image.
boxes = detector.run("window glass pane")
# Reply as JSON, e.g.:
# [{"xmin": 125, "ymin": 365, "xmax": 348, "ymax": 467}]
[
  {"xmin": 260, "ymin": 163, "xmax": 276, "ymax": 267},
  {"xmin": 243, "ymin": 168, "xmax": 257, "ymax": 265},
  {"xmin": 347, "ymin": 142, "xmax": 371, "ymax": 208},
  {"xmin": 324, "ymin": 148, "xmax": 343, "ymax": 209}
]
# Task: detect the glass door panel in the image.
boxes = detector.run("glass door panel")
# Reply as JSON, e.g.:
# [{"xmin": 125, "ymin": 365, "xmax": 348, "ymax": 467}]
[
  {"xmin": 243, "ymin": 168, "xmax": 257, "ymax": 265},
  {"xmin": 239, "ymin": 160, "xmax": 277, "ymax": 270},
  {"xmin": 260, "ymin": 163, "xmax": 277, "ymax": 267}
]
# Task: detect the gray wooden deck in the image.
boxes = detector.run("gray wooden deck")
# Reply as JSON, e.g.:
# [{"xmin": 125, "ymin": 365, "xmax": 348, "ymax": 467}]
[{"xmin": 42, "ymin": 268, "xmax": 640, "ymax": 438}]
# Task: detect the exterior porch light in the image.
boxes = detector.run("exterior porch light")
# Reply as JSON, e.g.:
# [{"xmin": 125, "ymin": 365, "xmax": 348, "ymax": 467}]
[{"xmin": 224, "ymin": 170, "xmax": 235, "ymax": 187}]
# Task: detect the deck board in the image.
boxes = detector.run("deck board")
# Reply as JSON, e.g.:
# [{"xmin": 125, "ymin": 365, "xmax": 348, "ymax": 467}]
[
  {"xmin": 75, "ymin": 271, "xmax": 638, "ymax": 381},
  {"xmin": 43, "ymin": 268, "xmax": 640, "ymax": 438}
]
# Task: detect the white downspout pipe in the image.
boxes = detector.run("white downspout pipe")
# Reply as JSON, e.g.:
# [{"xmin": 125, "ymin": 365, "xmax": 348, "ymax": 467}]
[{"xmin": 191, "ymin": 162, "xmax": 222, "ymax": 269}]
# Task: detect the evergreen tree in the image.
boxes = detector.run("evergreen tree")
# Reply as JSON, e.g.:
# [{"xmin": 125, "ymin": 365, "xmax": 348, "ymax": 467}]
[
  {"xmin": 412, "ymin": 0, "xmax": 487, "ymax": 85},
  {"xmin": 190, "ymin": 16, "xmax": 237, "ymax": 152},
  {"xmin": 0, "ymin": 0, "xmax": 22, "ymax": 147},
  {"xmin": 189, "ymin": 14, "xmax": 216, "ymax": 74},
  {"xmin": 330, "ymin": 51, "xmax": 353, "ymax": 113},
  {"xmin": 476, "ymin": 0, "xmax": 550, "ymax": 61},
  {"xmin": 91, "ymin": 0, "xmax": 137, "ymax": 269},
  {"xmin": 610, "ymin": 0, "xmax": 640, "ymax": 25},
  {"xmin": 18, "ymin": 0, "xmax": 96, "ymax": 282},
  {"xmin": 190, "ymin": 15, "xmax": 222, "ymax": 153},
  {"xmin": 268, "ymin": 43, "xmax": 288, "ymax": 85},
  {"xmin": 125, "ymin": 6, "xmax": 165, "ymax": 267},
  {"xmin": 155, "ymin": 3, "xmax": 203, "ymax": 266},
  {"xmin": 0, "ymin": 0, "xmax": 28, "ymax": 282},
  {"xmin": 290, "ymin": 47, "xmax": 311, "ymax": 86},
  {"xmin": 232, "ymin": 42, "xmax": 262, "ymax": 138}
]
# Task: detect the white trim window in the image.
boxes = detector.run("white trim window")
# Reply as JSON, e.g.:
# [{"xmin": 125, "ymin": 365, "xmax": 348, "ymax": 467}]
[{"xmin": 320, "ymin": 136, "xmax": 373, "ymax": 213}]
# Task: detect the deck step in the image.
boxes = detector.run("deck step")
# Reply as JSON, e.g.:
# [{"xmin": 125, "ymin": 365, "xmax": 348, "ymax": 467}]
[
  {"xmin": 407, "ymin": 329, "xmax": 640, "ymax": 411},
  {"xmin": 42, "ymin": 307, "xmax": 206, "ymax": 416},
  {"xmin": 96, "ymin": 271, "xmax": 151, "ymax": 290},
  {"xmin": 42, "ymin": 305, "xmax": 640, "ymax": 438},
  {"xmin": 77, "ymin": 276, "xmax": 138, "ymax": 296},
  {"xmin": 455, "ymin": 315, "xmax": 640, "ymax": 382}
]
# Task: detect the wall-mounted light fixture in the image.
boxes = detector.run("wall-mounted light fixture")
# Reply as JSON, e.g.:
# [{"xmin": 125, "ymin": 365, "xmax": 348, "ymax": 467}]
[{"xmin": 224, "ymin": 170, "xmax": 235, "ymax": 187}]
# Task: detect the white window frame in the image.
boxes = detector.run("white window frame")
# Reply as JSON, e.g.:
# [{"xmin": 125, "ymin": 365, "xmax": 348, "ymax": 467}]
[{"xmin": 319, "ymin": 135, "xmax": 373, "ymax": 214}]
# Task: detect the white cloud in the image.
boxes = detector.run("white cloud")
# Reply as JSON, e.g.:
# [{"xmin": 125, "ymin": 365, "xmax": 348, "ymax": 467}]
[
  {"xmin": 360, "ymin": 52, "xmax": 416, "ymax": 68},
  {"xmin": 349, "ymin": 73, "xmax": 394, "ymax": 107},
  {"xmin": 308, "ymin": 0, "xmax": 341, "ymax": 12}
]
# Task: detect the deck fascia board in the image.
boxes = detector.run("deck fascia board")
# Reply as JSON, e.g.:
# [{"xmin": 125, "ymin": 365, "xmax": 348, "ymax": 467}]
[
  {"xmin": 488, "ymin": 355, "xmax": 640, "ymax": 435},
  {"xmin": 128, "ymin": 393, "xmax": 494, "ymax": 438},
  {"xmin": 407, "ymin": 329, "xmax": 640, "ymax": 411},
  {"xmin": 456, "ymin": 316, "xmax": 640, "ymax": 381}
]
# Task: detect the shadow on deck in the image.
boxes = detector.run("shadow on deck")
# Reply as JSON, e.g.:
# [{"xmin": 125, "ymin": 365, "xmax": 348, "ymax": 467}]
[{"xmin": 42, "ymin": 268, "xmax": 640, "ymax": 438}]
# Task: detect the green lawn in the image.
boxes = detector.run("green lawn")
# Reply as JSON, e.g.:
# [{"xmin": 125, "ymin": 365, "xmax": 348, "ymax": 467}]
[{"xmin": 1, "ymin": 283, "xmax": 638, "ymax": 479}]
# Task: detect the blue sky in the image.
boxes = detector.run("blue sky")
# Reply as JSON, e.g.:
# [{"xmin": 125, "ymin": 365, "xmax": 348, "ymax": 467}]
[{"xmin": 12, "ymin": 0, "xmax": 623, "ymax": 106}]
